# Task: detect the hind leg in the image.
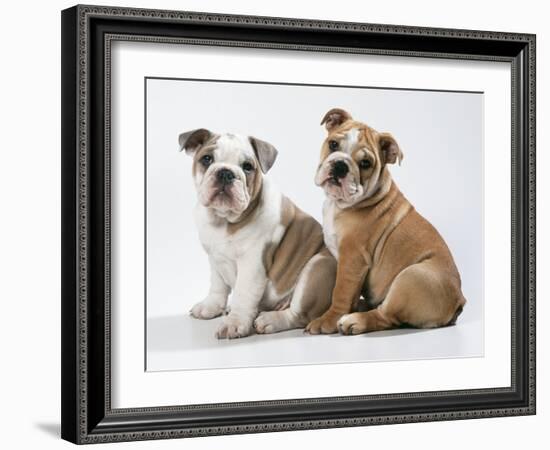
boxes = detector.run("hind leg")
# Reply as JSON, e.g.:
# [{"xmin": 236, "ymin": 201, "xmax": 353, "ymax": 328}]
[
  {"xmin": 254, "ymin": 249, "xmax": 336, "ymax": 334},
  {"xmin": 337, "ymin": 261, "xmax": 465, "ymax": 335}
]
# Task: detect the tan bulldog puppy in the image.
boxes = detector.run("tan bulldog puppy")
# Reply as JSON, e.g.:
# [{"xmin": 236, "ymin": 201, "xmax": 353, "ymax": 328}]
[
  {"xmin": 179, "ymin": 129, "xmax": 336, "ymax": 339},
  {"xmin": 306, "ymin": 108, "xmax": 466, "ymax": 335}
]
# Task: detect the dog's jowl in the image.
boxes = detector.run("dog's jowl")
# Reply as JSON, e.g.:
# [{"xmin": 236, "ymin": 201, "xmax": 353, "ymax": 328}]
[
  {"xmin": 180, "ymin": 129, "xmax": 336, "ymax": 339},
  {"xmin": 306, "ymin": 108, "xmax": 466, "ymax": 335}
]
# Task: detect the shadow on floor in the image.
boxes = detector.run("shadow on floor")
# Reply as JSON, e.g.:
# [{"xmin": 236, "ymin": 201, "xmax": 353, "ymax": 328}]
[
  {"xmin": 146, "ymin": 313, "xmax": 482, "ymax": 372},
  {"xmin": 35, "ymin": 422, "xmax": 60, "ymax": 438},
  {"xmin": 146, "ymin": 314, "xmax": 440, "ymax": 352},
  {"xmin": 328, "ymin": 326, "xmax": 428, "ymax": 339},
  {"xmin": 147, "ymin": 314, "xmax": 306, "ymax": 352}
]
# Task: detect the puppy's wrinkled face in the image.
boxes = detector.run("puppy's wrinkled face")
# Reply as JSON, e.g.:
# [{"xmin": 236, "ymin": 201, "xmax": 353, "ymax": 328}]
[
  {"xmin": 179, "ymin": 129, "xmax": 278, "ymax": 221},
  {"xmin": 315, "ymin": 108, "xmax": 403, "ymax": 207}
]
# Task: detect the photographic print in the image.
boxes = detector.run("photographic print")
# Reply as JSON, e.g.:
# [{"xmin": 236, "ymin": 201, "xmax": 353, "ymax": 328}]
[
  {"xmin": 145, "ymin": 78, "xmax": 484, "ymax": 372},
  {"xmin": 62, "ymin": 6, "xmax": 535, "ymax": 443}
]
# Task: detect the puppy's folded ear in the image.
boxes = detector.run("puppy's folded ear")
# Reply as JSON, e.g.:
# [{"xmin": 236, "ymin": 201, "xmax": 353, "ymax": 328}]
[
  {"xmin": 249, "ymin": 136, "xmax": 278, "ymax": 173},
  {"xmin": 378, "ymin": 132, "xmax": 403, "ymax": 166},
  {"xmin": 320, "ymin": 108, "xmax": 353, "ymax": 132},
  {"xmin": 178, "ymin": 128, "xmax": 212, "ymax": 155}
]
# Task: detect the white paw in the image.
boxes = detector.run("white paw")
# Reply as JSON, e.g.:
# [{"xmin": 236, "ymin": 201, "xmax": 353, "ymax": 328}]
[
  {"xmin": 189, "ymin": 298, "xmax": 225, "ymax": 320},
  {"xmin": 253, "ymin": 311, "xmax": 277, "ymax": 334},
  {"xmin": 216, "ymin": 314, "xmax": 254, "ymax": 339},
  {"xmin": 337, "ymin": 313, "xmax": 362, "ymax": 335},
  {"xmin": 337, "ymin": 314, "xmax": 351, "ymax": 327},
  {"xmin": 254, "ymin": 311, "xmax": 288, "ymax": 334}
]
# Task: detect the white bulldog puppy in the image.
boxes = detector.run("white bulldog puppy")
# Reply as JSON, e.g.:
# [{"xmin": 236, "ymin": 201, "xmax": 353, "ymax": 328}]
[{"xmin": 179, "ymin": 129, "xmax": 336, "ymax": 339}]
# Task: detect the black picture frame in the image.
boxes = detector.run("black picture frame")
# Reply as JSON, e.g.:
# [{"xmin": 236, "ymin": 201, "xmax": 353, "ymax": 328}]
[{"xmin": 61, "ymin": 4, "xmax": 536, "ymax": 444}]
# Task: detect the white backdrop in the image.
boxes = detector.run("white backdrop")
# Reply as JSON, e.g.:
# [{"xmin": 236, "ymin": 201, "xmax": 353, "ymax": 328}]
[
  {"xmin": 0, "ymin": 0, "xmax": 546, "ymax": 449},
  {"xmin": 146, "ymin": 78, "xmax": 483, "ymax": 320}
]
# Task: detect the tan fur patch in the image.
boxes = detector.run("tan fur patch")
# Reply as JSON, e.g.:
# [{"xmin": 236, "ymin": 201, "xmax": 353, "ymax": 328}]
[
  {"xmin": 329, "ymin": 179, "xmax": 466, "ymax": 329},
  {"xmin": 191, "ymin": 135, "xmax": 219, "ymax": 177},
  {"xmin": 298, "ymin": 248, "xmax": 338, "ymax": 321},
  {"xmin": 264, "ymin": 196, "xmax": 325, "ymax": 296}
]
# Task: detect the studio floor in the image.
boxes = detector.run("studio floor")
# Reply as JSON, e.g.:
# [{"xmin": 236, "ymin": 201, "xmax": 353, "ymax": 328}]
[{"xmin": 146, "ymin": 312, "xmax": 483, "ymax": 372}]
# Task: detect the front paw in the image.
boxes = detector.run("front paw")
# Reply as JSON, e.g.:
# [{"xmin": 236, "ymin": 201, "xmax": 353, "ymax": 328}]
[
  {"xmin": 305, "ymin": 311, "xmax": 341, "ymax": 335},
  {"xmin": 337, "ymin": 313, "xmax": 367, "ymax": 335},
  {"xmin": 216, "ymin": 314, "xmax": 254, "ymax": 339},
  {"xmin": 189, "ymin": 298, "xmax": 225, "ymax": 320}
]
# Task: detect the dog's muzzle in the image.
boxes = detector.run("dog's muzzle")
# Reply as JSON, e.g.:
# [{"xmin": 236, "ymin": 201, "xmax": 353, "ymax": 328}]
[
  {"xmin": 217, "ymin": 168, "xmax": 236, "ymax": 185},
  {"xmin": 330, "ymin": 160, "xmax": 349, "ymax": 180}
]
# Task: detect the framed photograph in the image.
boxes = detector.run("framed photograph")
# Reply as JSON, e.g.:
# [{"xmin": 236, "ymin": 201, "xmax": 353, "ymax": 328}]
[{"xmin": 61, "ymin": 4, "xmax": 536, "ymax": 444}]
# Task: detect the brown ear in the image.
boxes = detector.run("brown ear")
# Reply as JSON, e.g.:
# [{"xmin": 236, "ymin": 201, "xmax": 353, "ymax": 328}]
[
  {"xmin": 178, "ymin": 128, "xmax": 212, "ymax": 155},
  {"xmin": 378, "ymin": 132, "xmax": 403, "ymax": 165},
  {"xmin": 320, "ymin": 108, "xmax": 353, "ymax": 132},
  {"xmin": 249, "ymin": 136, "xmax": 278, "ymax": 173}
]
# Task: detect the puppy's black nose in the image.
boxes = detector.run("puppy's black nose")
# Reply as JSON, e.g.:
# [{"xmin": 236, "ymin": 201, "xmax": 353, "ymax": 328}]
[
  {"xmin": 331, "ymin": 160, "xmax": 349, "ymax": 179},
  {"xmin": 217, "ymin": 168, "xmax": 235, "ymax": 185}
]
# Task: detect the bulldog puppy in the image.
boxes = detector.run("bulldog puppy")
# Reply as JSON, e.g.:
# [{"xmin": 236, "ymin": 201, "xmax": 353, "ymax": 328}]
[
  {"xmin": 179, "ymin": 129, "xmax": 336, "ymax": 339},
  {"xmin": 306, "ymin": 108, "xmax": 466, "ymax": 335}
]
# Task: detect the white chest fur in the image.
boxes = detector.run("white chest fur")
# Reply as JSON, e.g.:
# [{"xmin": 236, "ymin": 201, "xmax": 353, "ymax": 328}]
[
  {"xmin": 323, "ymin": 199, "xmax": 340, "ymax": 260},
  {"xmin": 194, "ymin": 179, "xmax": 284, "ymax": 291},
  {"xmin": 197, "ymin": 219, "xmax": 239, "ymax": 288}
]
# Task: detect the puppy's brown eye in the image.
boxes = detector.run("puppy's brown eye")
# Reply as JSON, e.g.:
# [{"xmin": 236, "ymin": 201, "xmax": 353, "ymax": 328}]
[
  {"xmin": 200, "ymin": 154, "xmax": 213, "ymax": 166},
  {"xmin": 328, "ymin": 140, "xmax": 339, "ymax": 152},
  {"xmin": 242, "ymin": 161, "xmax": 254, "ymax": 172},
  {"xmin": 360, "ymin": 159, "xmax": 371, "ymax": 169}
]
